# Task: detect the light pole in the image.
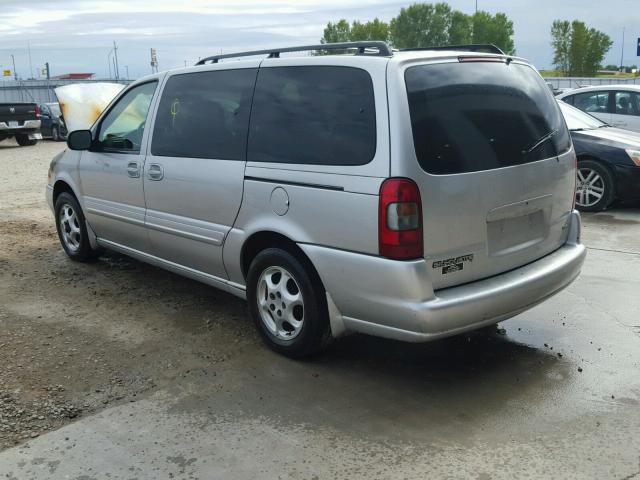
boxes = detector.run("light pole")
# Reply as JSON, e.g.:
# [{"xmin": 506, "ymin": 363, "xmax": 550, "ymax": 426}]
[
  {"xmin": 125, "ymin": 65, "xmax": 129, "ymax": 79},
  {"xmin": 620, "ymin": 27, "xmax": 626, "ymax": 71},
  {"xmin": 10, "ymin": 54, "xmax": 17, "ymax": 80},
  {"xmin": 113, "ymin": 41, "xmax": 120, "ymax": 80},
  {"xmin": 108, "ymin": 48, "xmax": 114, "ymax": 79}
]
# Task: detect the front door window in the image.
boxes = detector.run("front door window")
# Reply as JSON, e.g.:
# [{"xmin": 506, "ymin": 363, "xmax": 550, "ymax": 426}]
[{"xmin": 98, "ymin": 82, "xmax": 157, "ymax": 153}]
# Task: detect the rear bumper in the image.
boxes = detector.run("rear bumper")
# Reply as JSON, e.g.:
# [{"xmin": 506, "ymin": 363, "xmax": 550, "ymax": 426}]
[
  {"xmin": 0, "ymin": 119, "xmax": 41, "ymax": 135},
  {"xmin": 301, "ymin": 211, "xmax": 586, "ymax": 342}
]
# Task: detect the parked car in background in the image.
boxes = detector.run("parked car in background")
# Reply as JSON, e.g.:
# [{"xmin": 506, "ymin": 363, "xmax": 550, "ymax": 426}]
[
  {"xmin": 40, "ymin": 102, "xmax": 67, "ymax": 141},
  {"xmin": 47, "ymin": 42, "xmax": 585, "ymax": 357},
  {"xmin": 558, "ymin": 100, "xmax": 640, "ymax": 211},
  {"xmin": 0, "ymin": 102, "xmax": 42, "ymax": 146},
  {"xmin": 557, "ymin": 85, "xmax": 640, "ymax": 133}
]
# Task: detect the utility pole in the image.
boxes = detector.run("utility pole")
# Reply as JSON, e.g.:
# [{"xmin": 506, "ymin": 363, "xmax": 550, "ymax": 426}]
[
  {"xmin": 113, "ymin": 41, "xmax": 120, "ymax": 80},
  {"xmin": 27, "ymin": 41, "xmax": 34, "ymax": 79},
  {"xmin": 108, "ymin": 48, "xmax": 113, "ymax": 79},
  {"xmin": 45, "ymin": 62, "xmax": 50, "ymax": 80},
  {"xmin": 620, "ymin": 27, "xmax": 626, "ymax": 71},
  {"xmin": 125, "ymin": 65, "xmax": 129, "ymax": 79},
  {"xmin": 475, "ymin": 0, "xmax": 478, "ymax": 13},
  {"xmin": 10, "ymin": 54, "xmax": 17, "ymax": 81}
]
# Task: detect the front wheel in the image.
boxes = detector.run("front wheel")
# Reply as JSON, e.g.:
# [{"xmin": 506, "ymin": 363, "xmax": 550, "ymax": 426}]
[
  {"xmin": 15, "ymin": 134, "xmax": 37, "ymax": 146},
  {"xmin": 575, "ymin": 160, "xmax": 615, "ymax": 212},
  {"xmin": 54, "ymin": 192, "xmax": 102, "ymax": 262},
  {"xmin": 246, "ymin": 248, "xmax": 332, "ymax": 358}
]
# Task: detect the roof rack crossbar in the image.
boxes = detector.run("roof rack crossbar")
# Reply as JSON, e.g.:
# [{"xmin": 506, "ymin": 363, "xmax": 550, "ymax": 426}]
[
  {"xmin": 195, "ymin": 41, "xmax": 392, "ymax": 65},
  {"xmin": 400, "ymin": 44, "xmax": 505, "ymax": 55}
]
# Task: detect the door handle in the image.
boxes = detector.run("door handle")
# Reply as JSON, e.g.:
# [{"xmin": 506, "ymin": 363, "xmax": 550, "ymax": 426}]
[
  {"xmin": 126, "ymin": 161, "xmax": 140, "ymax": 178},
  {"xmin": 148, "ymin": 163, "xmax": 164, "ymax": 181}
]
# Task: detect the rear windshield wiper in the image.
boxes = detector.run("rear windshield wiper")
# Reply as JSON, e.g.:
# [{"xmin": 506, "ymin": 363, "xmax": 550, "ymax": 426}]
[{"xmin": 521, "ymin": 129, "xmax": 558, "ymax": 156}]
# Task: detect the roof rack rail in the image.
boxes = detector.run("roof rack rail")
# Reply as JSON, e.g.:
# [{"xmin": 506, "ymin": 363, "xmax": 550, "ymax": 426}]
[
  {"xmin": 195, "ymin": 41, "xmax": 393, "ymax": 65},
  {"xmin": 401, "ymin": 44, "xmax": 505, "ymax": 55}
]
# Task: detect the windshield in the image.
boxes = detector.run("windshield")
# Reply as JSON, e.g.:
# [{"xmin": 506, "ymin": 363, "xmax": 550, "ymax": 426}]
[
  {"xmin": 46, "ymin": 103, "xmax": 61, "ymax": 117},
  {"xmin": 405, "ymin": 61, "xmax": 571, "ymax": 175},
  {"xmin": 557, "ymin": 100, "xmax": 606, "ymax": 130}
]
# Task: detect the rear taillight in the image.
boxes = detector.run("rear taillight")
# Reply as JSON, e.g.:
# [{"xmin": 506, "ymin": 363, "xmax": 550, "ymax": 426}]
[
  {"xmin": 379, "ymin": 178, "xmax": 423, "ymax": 260},
  {"xmin": 34, "ymin": 105, "xmax": 41, "ymax": 118},
  {"xmin": 571, "ymin": 150, "xmax": 577, "ymax": 210}
]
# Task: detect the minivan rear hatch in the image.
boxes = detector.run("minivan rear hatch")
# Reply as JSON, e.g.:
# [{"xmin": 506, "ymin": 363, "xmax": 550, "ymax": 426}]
[{"xmin": 393, "ymin": 56, "xmax": 576, "ymax": 289}]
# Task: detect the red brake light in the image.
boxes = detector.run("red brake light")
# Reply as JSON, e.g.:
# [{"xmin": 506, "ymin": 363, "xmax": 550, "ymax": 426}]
[
  {"xmin": 379, "ymin": 178, "xmax": 423, "ymax": 260},
  {"xmin": 34, "ymin": 105, "xmax": 41, "ymax": 118}
]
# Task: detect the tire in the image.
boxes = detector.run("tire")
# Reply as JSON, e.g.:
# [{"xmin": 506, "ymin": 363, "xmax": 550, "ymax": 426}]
[
  {"xmin": 15, "ymin": 134, "xmax": 37, "ymax": 146},
  {"xmin": 51, "ymin": 126, "xmax": 60, "ymax": 142},
  {"xmin": 246, "ymin": 248, "xmax": 332, "ymax": 358},
  {"xmin": 54, "ymin": 192, "xmax": 102, "ymax": 262},
  {"xmin": 575, "ymin": 159, "xmax": 615, "ymax": 212}
]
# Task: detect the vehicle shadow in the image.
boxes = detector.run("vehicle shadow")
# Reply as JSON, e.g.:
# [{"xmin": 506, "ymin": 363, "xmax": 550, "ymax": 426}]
[{"xmin": 57, "ymin": 248, "xmax": 567, "ymax": 441}]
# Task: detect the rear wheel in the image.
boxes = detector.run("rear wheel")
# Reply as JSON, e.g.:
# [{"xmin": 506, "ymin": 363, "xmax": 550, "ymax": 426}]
[
  {"xmin": 15, "ymin": 134, "xmax": 37, "ymax": 146},
  {"xmin": 51, "ymin": 126, "xmax": 61, "ymax": 142},
  {"xmin": 54, "ymin": 192, "xmax": 102, "ymax": 262},
  {"xmin": 247, "ymin": 248, "xmax": 331, "ymax": 358},
  {"xmin": 575, "ymin": 160, "xmax": 615, "ymax": 212}
]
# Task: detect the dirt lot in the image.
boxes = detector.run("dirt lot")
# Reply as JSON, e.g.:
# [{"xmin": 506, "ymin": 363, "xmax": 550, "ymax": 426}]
[
  {"xmin": 0, "ymin": 139, "xmax": 252, "ymax": 449},
  {"xmin": 1, "ymin": 139, "xmax": 639, "ymax": 479}
]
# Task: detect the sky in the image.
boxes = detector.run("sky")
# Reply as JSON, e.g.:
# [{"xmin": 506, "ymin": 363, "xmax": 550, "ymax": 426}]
[{"xmin": 0, "ymin": 0, "xmax": 639, "ymax": 80}]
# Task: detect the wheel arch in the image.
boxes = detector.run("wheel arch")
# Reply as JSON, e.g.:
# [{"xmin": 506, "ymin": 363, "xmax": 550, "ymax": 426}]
[
  {"xmin": 240, "ymin": 230, "xmax": 318, "ymax": 282},
  {"xmin": 576, "ymin": 154, "xmax": 616, "ymax": 177},
  {"xmin": 53, "ymin": 179, "xmax": 78, "ymax": 205}
]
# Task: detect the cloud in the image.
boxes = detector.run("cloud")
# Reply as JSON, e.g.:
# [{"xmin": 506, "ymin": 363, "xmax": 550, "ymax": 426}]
[{"xmin": 0, "ymin": 0, "xmax": 638, "ymax": 80}]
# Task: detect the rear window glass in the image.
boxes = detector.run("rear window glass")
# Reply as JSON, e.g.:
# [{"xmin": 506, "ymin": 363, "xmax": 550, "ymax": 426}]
[
  {"xmin": 151, "ymin": 69, "xmax": 257, "ymax": 160},
  {"xmin": 405, "ymin": 61, "xmax": 571, "ymax": 175},
  {"xmin": 247, "ymin": 66, "xmax": 376, "ymax": 166}
]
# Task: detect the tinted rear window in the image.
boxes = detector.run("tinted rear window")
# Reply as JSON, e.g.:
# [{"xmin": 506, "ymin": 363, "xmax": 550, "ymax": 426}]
[
  {"xmin": 405, "ymin": 61, "xmax": 571, "ymax": 175},
  {"xmin": 247, "ymin": 66, "xmax": 376, "ymax": 166},
  {"xmin": 151, "ymin": 69, "xmax": 257, "ymax": 160}
]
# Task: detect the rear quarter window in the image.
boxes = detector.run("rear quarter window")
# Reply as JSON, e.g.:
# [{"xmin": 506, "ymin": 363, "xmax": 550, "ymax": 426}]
[
  {"xmin": 247, "ymin": 66, "xmax": 376, "ymax": 166},
  {"xmin": 405, "ymin": 61, "xmax": 571, "ymax": 175}
]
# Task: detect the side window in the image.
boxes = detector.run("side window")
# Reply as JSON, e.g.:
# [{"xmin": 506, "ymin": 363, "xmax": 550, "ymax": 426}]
[
  {"xmin": 151, "ymin": 69, "xmax": 257, "ymax": 160},
  {"xmin": 98, "ymin": 82, "xmax": 157, "ymax": 153},
  {"xmin": 572, "ymin": 91, "xmax": 610, "ymax": 114},
  {"xmin": 614, "ymin": 91, "xmax": 640, "ymax": 116},
  {"xmin": 563, "ymin": 96, "xmax": 574, "ymax": 106},
  {"xmin": 247, "ymin": 66, "xmax": 376, "ymax": 166}
]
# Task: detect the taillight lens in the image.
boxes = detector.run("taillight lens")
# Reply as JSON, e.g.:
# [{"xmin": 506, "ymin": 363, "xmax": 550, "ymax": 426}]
[
  {"xmin": 34, "ymin": 105, "xmax": 41, "ymax": 118},
  {"xmin": 379, "ymin": 178, "xmax": 423, "ymax": 260}
]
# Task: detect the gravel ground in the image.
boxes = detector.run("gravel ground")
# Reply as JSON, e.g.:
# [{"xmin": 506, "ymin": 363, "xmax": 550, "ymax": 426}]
[
  {"xmin": 0, "ymin": 139, "xmax": 255, "ymax": 450},
  {"xmin": 1, "ymin": 139, "xmax": 639, "ymax": 479}
]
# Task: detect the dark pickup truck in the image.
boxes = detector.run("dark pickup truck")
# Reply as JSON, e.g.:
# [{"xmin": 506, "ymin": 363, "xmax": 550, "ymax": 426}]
[{"xmin": 0, "ymin": 102, "xmax": 42, "ymax": 146}]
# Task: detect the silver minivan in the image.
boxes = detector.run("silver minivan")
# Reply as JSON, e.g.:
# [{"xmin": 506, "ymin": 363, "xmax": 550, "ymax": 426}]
[{"xmin": 47, "ymin": 42, "xmax": 586, "ymax": 357}]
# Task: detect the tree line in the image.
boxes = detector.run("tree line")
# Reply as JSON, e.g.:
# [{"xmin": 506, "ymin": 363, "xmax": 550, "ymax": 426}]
[
  {"xmin": 320, "ymin": 2, "xmax": 515, "ymax": 55},
  {"xmin": 551, "ymin": 20, "xmax": 613, "ymax": 76},
  {"xmin": 319, "ymin": 2, "xmax": 614, "ymax": 77}
]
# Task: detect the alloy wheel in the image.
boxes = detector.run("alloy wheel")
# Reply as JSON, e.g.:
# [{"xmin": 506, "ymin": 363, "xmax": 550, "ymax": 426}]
[
  {"xmin": 576, "ymin": 167, "xmax": 605, "ymax": 208},
  {"xmin": 58, "ymin": 203, "xmax": 81, "ymax": 252},
  {"xmin": 257, "ymin": 266, "xmax": 305, "ymax": 340}
]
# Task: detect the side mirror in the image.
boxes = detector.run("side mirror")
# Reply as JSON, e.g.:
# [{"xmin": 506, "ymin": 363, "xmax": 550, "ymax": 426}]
[{"xmin": 66, "ymin": 130, "xmax": 93, "ymax": 150}]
